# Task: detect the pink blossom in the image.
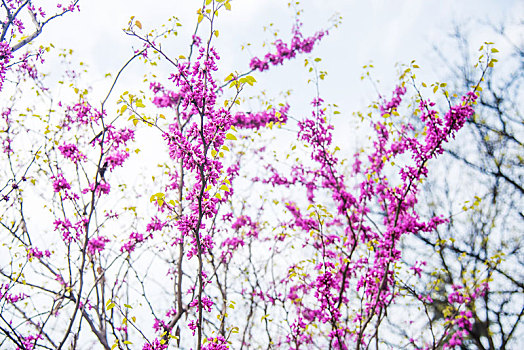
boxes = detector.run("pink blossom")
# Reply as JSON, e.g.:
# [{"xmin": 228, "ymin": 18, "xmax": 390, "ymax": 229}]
[
  {"xmin": 203, "ymin": 336, "xmax": 229, "ymax": 350},
  {"xmin": 59, "ymin": 143, "xmax": 87, "ymax": 163},
  {"xmin": 52, "ymin": 173, "xmax": 71, "ymax": 192},
  {"xmin": 87, "ymin": 236, "xmax": 110, "ymax": 255}
]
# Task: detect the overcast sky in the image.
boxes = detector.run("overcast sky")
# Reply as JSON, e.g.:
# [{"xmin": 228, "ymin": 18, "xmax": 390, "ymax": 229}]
[
  {"xmin": 29, "ymin": 0, "xmax": 522, "ymax": 160},
  {"xmin": 36, "ymin": 0, "xmax": 521, "ymax": 108}
]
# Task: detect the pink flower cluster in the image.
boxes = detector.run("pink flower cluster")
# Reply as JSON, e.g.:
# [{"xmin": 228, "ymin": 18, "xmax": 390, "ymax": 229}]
[
  {"xmin": 159, "ymin": 46, "xmax": 232, "ymax": 248},
  {"xmin": 56, "ymin": 2, "xmax": 80, "ymax": 12},
  {"xmin": 249, "ymin": 25, "xmax": 326, "ymax": 72},
  {"xmin": 63, "ymin": 101, "xmax": 101, "ymax": 127},
  {"xmin": 202, "ymin": 336, "xmax": 229, "ymax": 350},
  {"xmin": 27, "ymin": 4, "xmax": 46, "ymax": 19},
  {"xmin": 121, "ymin": 217, "xmax": 163, "ymax": 253},
  {"xmin": 141, "ymin": 338, "xmax": 168, "ymax": 350},
  {"xmin": 232, "ymin": 104, "xmax": 289, "ymax": 130},
  {"xmin": 189, "ymin": 295, "xmax": 214, "ymax": 312},
  {"xmin": 151, "ymin": 82, "xmax": 182, "ymax": 108},
  {"xmin": 146, "ymin": 216, "xmax": 165, "ymax": 233},
  {"xmin": 18, "ymin": 334, "xmax": 43, "ymax": 350},
  {"xmin": 439, "ymin": 283, "xmax": 489, "ymax": 348},
  {"xmin": 52, "ymin": 173, "xmax": 71, "ymax": 192},
  {"xmin": 27, "ymin": 247, "xmax": 51, "ymax": 260},
  {"xmin": 220, "ymin": 236, "xmax": 244, "ymax": 262},
  {"xmin": 87, "ymin": 236, "xmax": 110, "ymax": 255},
  {"xmin": 96, "ymin": 126, "xmax": 135, "ymax": 173},
  {"xmin": 82, "ymin": 181, "xmax": 110, "ymax": 195},
  {"xmin": 0, "ymin": 41, "xmax": 13, "ymax": 92},
  {"xmin": 120, "ymin": 232, "xmax": 146, "ymax": 253},
  {"xmin": 284, "ymin": 202, "xmax": 319, "ymax": 231},
  {"xmin": 59, "ymin": 143, "xmax": 86, "ymax": 163},
  {"xmin": 1, "ymin": 284, "xmax": 27, "ymax": 304},
  {"xmin": 106, "ymin": 125, "xmax": 135, "ymax": 147},
  {"xmin": 104, "ymin": 150, "xmax": 129, "ymax": 171},
  {"xmin": 53, "ymin": 217, "xmax": 87, "ymax": 243},
  {"xmin": 260, "ymin": 85, "xmax": 480, "ymax": 346},
  {"xmin": 231, "ymin": 215, "xmax": 259, "ymax": 237}
]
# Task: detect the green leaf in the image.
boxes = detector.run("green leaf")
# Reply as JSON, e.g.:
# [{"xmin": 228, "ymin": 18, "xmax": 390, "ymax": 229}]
[
  {"xmin": 150, "ymin": 193, "xmax": 165, "ymax": 202},
  {"xmin": 225, "ymin": 133, "xmax": 237, "ymax": 141}
]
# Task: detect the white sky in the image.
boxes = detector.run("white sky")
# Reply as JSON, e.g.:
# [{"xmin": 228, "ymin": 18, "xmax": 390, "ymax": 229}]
[
  {"xmin": 26, "ymin": 0, "xmax": 519, "ymax": 117},
  {"xmin": 38, "ymin": 0, "xmax": 521, "ymax": 99}
]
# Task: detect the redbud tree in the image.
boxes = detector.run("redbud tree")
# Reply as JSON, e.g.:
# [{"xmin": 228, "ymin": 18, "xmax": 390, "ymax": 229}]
[{"xmin": 0, "ymin": 1, "xmax": 499, "ymax": 349}]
